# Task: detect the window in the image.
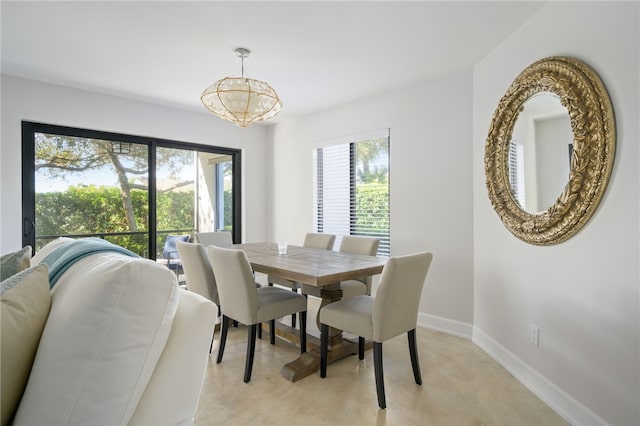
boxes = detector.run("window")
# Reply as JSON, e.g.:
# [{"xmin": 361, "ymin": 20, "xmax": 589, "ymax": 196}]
[
  {"xmin": 509, "ymin": 140, "xmax": 526, "ymax": 207},
  {"xmin": 313, "ymin": 129, "xmax": 390, "ymax": 256},
  {"xmin": 22, "ymin": 122, "xmax": 241, "ymax": 257}
]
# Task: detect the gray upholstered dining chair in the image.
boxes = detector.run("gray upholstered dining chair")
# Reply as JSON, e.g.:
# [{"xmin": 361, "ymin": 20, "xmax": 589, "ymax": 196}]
[
  {"xmin": 177, "ymin": 241, "xmax": 266, "ymax": 350},
  {"xmin": 176, "ymin": 241, "xmax": 219, "ymax": 306},
  {"xmin": 195, "ymin": 232, "xmax": 264, "ymax": 332},
  {"xmin": 319, "ymin": 251, "xmax": 433, "ymax": 409},
  {"xmin": 267, "ymin": 232, "xmax": 335, "ymax": 329},
  {"xmin": 176, "ymin": 241, "xmax": 219, "ymax": 352},
  {"xmin": 207, "ymin": 245, "xmax": 308, "ymax": 383},
  {"xmin": 338, "ymin": 235, "xmax": 380, "ymax": 298},
  {"xmin": 194, "ymin": 230, "xmax": 233, "ymax": 247}
]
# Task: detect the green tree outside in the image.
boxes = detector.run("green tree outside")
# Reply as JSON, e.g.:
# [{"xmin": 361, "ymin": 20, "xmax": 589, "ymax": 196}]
[
  {"xmin": 36, "ymin": 185, "xmax": 194, "ymax": 256},
  {"xmin": 355, "ymin": 184, "xmax": 389, "ymax": 236}
]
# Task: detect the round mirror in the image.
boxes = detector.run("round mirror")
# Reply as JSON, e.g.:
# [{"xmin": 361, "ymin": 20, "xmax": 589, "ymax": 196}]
[{"xmin": 485, "ymin": 56, "xmax": 615, "ymax": 245}]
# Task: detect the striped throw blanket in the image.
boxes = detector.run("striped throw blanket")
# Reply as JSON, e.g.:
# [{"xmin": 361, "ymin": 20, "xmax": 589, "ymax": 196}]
[{"xmin": 40, "ymin": 238, "xmax": 139, "ymax": 288}]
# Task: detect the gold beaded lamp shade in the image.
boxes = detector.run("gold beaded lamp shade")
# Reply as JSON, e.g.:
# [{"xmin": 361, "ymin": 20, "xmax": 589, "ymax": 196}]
[{"xmin": 201, "ymin": 48, "xmax": 282, "ymax": 128}]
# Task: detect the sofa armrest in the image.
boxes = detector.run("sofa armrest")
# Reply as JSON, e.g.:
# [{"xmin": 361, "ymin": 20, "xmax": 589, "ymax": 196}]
[{"xmin": 129, "ymin": 289, "xmax": 216, "ymax": 425}]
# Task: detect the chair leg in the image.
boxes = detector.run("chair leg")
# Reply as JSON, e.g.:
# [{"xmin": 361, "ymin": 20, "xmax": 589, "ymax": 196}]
[
  {"xmin": 359, "ymin": 337, "xmax": 365, "ymax": 360},
  {"xmin": 291, "ymin": 287, "xmax": 298, "ymax": 328},
  {"xmin": 373, "ymin": 342, "xmax": 386, "ymax": 409},
  {"xmin": 212, "ymin": 306, "xmax": 221, "ymax": 352},
  {"xmin": 217, "ymin": 315, "xmax": 229, "ymax": 364},
  {"xmin": 408, "ymin": 328, "xmax": 422, "ymax": 385},
  {"xmin": 299, "ymin": 311, "xmax": 307, "ymax": 353},
  {"xmin": 257, "ymin": 322, "xmax": 262, "ymax": 339},
  {"xmin": 270, "ymin": 319, "xmax": 276, "ymax": 344},
  {"xmin": 233, "ymin": 320, "xmax": 239, "ymax": 327},
  {"xmin": 244, "ymin": 324, "xmax": 257, "ymax": 383},
  {"xmin": 320, "ymin": 323, "xmax": 328, "ymax": 378}
]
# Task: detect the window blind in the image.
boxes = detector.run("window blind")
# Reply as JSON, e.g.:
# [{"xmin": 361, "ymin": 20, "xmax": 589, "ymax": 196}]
[
  {"xmin": 509, "ymin": 140, "xmax": 526, "ymax": 207},
  {"xmin": 313, "ymin": 129, "xmax": 390, "ymax": 256}
]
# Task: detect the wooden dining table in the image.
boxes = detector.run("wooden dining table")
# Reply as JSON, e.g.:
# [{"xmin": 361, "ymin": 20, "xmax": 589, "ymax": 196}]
[{"xmin": 233, "ymin": 242, "xmax": 387, "ymax": 382}]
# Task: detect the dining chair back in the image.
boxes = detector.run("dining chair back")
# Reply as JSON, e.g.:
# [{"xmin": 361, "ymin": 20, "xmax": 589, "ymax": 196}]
[
  {"xmin": 339, "ymin": 235, "xmax": 379, "ymax": 256},
  {"xmin": 319, "ymin": 251, "xmax": 433, "ymax": 409},
  {"xmin": 207, "ymin": 246, "xmax": 259, "ymax": 324},
  {"xmin": 372, "ymin": 252, "xmax": 431, "ymax": 342},
  {"xmin": 207, "ymin": 245, "xmax": 307, "ymax": 383},
  {"xmin": 338, "ymin": 236, "xmax": 380, "ymax": 297},
  {"xmin": 176, "ymin": 241, "xmax": 219, "ymax": 306},
  {"xmin": 176, "ymin": 241, "xmax": 219, "ymax": 353},
  {"xmin": 302, "ymin": 232, "xmax": 336, "ymax": 250},
  {"xmin": 194, "ymin": 231, "xmax": 233, "ymax": 247}
]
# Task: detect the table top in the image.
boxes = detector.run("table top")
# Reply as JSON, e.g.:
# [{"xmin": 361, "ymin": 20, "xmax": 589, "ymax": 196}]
[{"xmin": 233, "ymin": 242, "xmax": 386, "ymax": 287}]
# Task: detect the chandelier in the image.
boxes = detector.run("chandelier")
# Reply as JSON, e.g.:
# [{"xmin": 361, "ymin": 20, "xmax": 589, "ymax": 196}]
[{"xmin": 201, "ymin": 48, "xmax": 282, "ymax": 128}]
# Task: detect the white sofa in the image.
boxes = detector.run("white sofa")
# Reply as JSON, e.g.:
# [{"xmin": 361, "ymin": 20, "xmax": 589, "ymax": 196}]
[{"xmin": 0, "ymin": 238, "xmax": 216, "ymax": 425}]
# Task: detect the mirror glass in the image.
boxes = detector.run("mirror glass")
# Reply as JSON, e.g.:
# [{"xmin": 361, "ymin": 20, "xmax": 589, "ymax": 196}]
[{"xmin": 508, "ymin": 93, "xmax": 572, "ymax": 213}]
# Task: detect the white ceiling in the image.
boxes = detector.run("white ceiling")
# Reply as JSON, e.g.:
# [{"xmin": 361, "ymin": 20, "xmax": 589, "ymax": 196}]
[{"xmin": 1, "ymin": 1, "xmax": 546, "ymax": 124}]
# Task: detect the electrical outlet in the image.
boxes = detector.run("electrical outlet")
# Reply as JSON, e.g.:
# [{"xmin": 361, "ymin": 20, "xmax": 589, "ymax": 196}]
[{"xmin": 530, "ymin": 325, "xmax": 540, "ymax": 346}]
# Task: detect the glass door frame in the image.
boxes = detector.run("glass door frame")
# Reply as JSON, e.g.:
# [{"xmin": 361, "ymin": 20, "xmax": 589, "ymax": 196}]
[{"xmin": 21, "ymin": 121, "xmax": 242, "ymax": 257}]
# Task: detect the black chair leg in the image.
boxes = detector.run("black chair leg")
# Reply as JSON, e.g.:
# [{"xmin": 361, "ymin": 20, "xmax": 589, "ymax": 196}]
[
  {"xmin": 233, "ymin": 320, "xmax": 239, "ymax": 327},
  {"xmin": 212, "ymin": 306, "xmax": 221, "ymax": 353},
  {"xmin": 299, "ymin": 311, "xmax": 307, "ymax": 353},
  {"xmin": 257, "ymin": 323, "xmax": 262, "ymax": 339},
  {"xmin": 408, "ymin": 329, "xmax": 422, "ymax": 385},
  {"xmin": 244, "ymin": 324, "xmax": 257, "ymax": 383},
  {"xmin": 359, "ymin": 337, "xmax": 365, "ymax": 360},
  {"xmin": 270, "ymin": 319, "xmax": 276, "ymax": 345},
  {"xmin": 373, "ymin": 342, "xmax": 386, "ymax": 409},
  {"xmin": 291, "ymin": 287, "xmax": 298, "ymax": 328},
  {"xmin": 320, "ymin": 323, "xmax": 328, "ymax": 378},
  {"xmin": 217, "ymin": 315, "xmax": 229, "ymax": 364}
]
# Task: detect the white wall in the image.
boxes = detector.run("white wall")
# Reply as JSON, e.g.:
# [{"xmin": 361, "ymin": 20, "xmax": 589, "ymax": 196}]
[
  {"xmin": 473, "ymin": 2, "xmax": 639, "ymax": 425},
  {"xmin": 270, "ymin": 69, "xmax": 475, "ymax": 334},
  {"xmin": 0, "ymin": 75, "xmax": 270, "ymax": 253}
]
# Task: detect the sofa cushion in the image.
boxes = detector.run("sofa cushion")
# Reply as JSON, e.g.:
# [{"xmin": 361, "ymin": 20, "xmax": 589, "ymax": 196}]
[
  {"xmin": 0, "ymin": 246, "xmax": 32, "ymax": 281},
  {"xmin": 0, "ymin": 264, "xmax": 51, "ymax": 426},
  {"xmin": 14, "ymin": 252, "xmax": 179, "ymax": 426}
]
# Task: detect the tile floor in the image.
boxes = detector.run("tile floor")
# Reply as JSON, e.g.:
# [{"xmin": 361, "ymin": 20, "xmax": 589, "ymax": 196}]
[{"xmin": 194, "ymin": 296, "xmax": 567, "ymax": 426}]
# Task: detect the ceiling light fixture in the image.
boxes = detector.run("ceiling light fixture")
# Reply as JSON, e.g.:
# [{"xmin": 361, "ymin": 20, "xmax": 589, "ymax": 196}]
[{"xmin": 200, "ymin": 47, "xmax": 282, "ymax": 128}]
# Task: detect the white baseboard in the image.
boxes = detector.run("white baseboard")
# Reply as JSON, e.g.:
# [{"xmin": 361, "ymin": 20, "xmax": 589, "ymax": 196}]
[
  {"xmin": 417, "ymin": 312, "xmax": 473, "ymax": 339},
  {"xmin": 472, "ymin": 326, "xmax": 608, "ymax": 426}
]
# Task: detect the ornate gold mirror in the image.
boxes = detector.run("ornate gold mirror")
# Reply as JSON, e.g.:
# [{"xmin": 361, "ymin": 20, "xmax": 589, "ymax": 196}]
[{"xmin": 485, "ymin": 56, "xmax": 615, "ymax": 245}]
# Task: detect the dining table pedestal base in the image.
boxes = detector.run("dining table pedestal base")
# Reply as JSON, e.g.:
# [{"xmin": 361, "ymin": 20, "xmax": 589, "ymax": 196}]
[{"xmin": 270, "ymin": 322, "xmax": 372, "ymax": 382}]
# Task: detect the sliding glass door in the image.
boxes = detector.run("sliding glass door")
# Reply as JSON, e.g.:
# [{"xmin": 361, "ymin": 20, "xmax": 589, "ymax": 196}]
[
  {"xmin": 154, "ymin": 147, "xmax": 235, "ymax": 259},
  {"xmin": 22, "ymin": 122, "xmax": 241, "ymax": 257}
]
